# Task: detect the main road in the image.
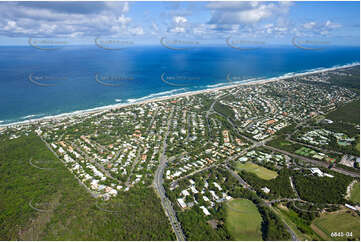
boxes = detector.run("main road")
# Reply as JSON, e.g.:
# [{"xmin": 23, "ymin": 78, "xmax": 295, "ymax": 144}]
[
  {"xmin": 265, "ymin": 145, "xmax": 360, "ymax": 178},
  {"xmin": 153, "ymin": 108, "xmax": 186, "ymax": 241}
]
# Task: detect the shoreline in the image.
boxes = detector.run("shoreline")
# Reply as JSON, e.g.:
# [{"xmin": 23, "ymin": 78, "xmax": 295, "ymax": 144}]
[{"xmin": 1, "ymin": 62, "xmax": 359, "ymax": 129}]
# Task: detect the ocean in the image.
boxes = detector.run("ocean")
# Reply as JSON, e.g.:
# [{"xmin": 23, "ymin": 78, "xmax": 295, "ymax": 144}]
[{"xmin": 0, "ymin": 45, "xmax": 359, "ymax": 125}]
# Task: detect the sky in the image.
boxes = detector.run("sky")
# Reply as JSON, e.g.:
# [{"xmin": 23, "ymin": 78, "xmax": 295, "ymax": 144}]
[{"xmin": 0, "ymin": 1, "xmax": 359, "ymax": 46}]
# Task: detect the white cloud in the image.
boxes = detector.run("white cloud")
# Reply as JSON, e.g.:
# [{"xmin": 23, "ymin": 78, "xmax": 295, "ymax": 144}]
[
  {"xmin": 0, "ymin": 2, "xmax": 134, "ymax": 38},
  {"xmin": 117, "ymin": 15, "xmax": 131, "ymax": 26},
  {"xmin": 168, "ymin": 26, "xmax": 186, "ymax": 33},
  {"xmin": 325, "ymin": 20, "xmax": 341, "ymax": 29},
  {"xmin": 207, "ymin": 1, "xmax": 290, "ymax": 25},
  {"xmin": 152, "ymin": 22, "xmax": 159, "ymax": 32},
  {"xmin": 173, "ymin": 16, "xmax": 187, "ymax": 25},
  {"xmin": 129, "ymin": 26, "xmax": 144, "ymax": 35},
  {"xmin": 122, "ymin": 2, "xmax": 129, "ymax": 13},
  {"xmin": 303, "ymin": 21, "xmax": 316, "ymax": 29}
]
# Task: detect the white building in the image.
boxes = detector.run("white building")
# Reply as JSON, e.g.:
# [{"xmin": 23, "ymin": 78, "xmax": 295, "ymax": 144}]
[
  {"xmin": 200, "ymin": 206, "xmax": 211, "ymax": 216},
  {"xmin": 261, "ymin": 187, "xmax": 270, "ymax": 194},
  {"xmin": 177, "ymin": 198, "xmax": 187, "ymax": 208}
]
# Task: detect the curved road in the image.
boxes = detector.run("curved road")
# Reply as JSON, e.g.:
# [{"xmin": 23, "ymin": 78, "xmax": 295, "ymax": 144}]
[{"xmin": 153, "ymin": 108, "xmax": 186, "ymax": 241}]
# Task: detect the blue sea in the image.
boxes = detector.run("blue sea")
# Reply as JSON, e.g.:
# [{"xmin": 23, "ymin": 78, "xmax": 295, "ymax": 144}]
[{"xmin": 0, "ymin": 45, "xmax": 359, "ymax": 125}]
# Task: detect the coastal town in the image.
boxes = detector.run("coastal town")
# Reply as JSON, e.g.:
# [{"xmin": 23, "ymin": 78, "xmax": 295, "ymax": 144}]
[{"xmin": 0, "ymin": 65, "xmax": 360, "ymax": 241}]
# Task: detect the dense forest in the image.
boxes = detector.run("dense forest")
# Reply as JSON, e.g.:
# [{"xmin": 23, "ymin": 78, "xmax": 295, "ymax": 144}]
[
  {"xmin": 0, "ymin": 134, "xmax": 175, "ymax": 240},
  {"xmin": 292, "ymin": 168, "xmax": 353, "ymax": 204}
]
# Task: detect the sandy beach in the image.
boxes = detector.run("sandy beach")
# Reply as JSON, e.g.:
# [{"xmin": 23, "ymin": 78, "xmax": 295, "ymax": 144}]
[{"xmin": 1, "ymin": 62, "xmax": 359, "ymax": 129}]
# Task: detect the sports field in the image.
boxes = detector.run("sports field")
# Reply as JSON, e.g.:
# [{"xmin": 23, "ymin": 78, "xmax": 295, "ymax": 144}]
[
  {"xmin": 350, "ymin": 182, "xmax": 360, "ymax": 203},
  {"xmin": 225, "ymin": 199, "xmax": 263, "ymax": 241},
  {"xmin": 312, "ymin": 210, "xmax": 360, "ymax": 241},
  {"xmin": 237, "ymin": 162, "xmax": 278, "ymax": 180},
  {"xmin": 295, "ymin": 147, "xmax": 316, "ymax": 157}
]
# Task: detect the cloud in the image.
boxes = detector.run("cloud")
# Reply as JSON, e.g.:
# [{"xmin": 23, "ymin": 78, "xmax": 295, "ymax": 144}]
[
  {"xmin": 303, "ymin": 21, "xmax": 316, "ymax": 29},
  {"xmin": 203, "ymin": 1, "xmax": 292, "ymax": 39},
  {"xmin": 168, "ymin": 26, "xmax": 186, "ymax": 33},
  {"xmin": 173, "ymin": 16, "xmax": 187, "ymax": 25},
  {"xmin": 207, "ymin": 1, "xmax": 291, "ymax": 25},
  {"xmin": 325, "ymin": 20, "xmax": 341, "ymax": 29},
  {"xmin": 128, "ymin": 26, "xmax": 144, "ymax": 35},
  {"xmin": 0, "ymin": 1, "xmax": 355, "ymax": 46},
  {"xmin": 117, "ymin": 14, "xmax": 131, "ymax": 26},
  {"xmin": 0, "ymin": 1, "xmax": 134, "ymax": 38},
  {"xmin": 16, "ymin": 1, "xmax": 107, "ymax": 14},
  {"xmin": 294, "ymin": 20, "xmax": 342, "ymax": 37}
]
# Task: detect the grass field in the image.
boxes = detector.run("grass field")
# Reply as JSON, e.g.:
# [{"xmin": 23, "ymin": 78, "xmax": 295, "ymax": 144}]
[
  {"xmin": 280, "ymin": 141, "xmax": 292, "ymax": 146},
  {"xmin": 312, "ymin": 210, "xmax": 360, "ymax": 241},
  {"xmin": 237, "ymin": 162, "xmax": 278, "ymax": 180},
  {"xmin": 350, "ymin": 182, "xmax": 360, "ymax": 203},
  {"xmin": 0, "ymin": 134, "xmax": 174, "ymax": 240},
  {"xmin": 314, "ymin": 115, "xmax": 325, "ymax": 123},
  {"xmin": 267, "ymin": 136, "xmax": 303, "ymax": 153},
  {"xmin": 225, "ymin": 199, "xmax": 263, "ymax": 241}
]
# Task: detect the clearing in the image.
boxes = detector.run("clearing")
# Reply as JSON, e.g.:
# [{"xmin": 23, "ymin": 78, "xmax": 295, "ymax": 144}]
[
  {"xmin": 312, "ymin": 209, "xmax": 360, "ymax": 241},
  {"xmin": 350, "ymin": 182, "xmax": 360, "ymax": 203},
  {"xmin": 237, "ymin": 162, "xmax": 278, "ymax": 180},
  {"xmin": 225, "ymin": 198, "xmax": 263, "ymax": 241}
]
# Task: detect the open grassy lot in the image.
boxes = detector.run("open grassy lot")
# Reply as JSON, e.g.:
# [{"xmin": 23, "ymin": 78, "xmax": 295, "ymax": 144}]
[
  {"xmin": 312, "ymin": 210, "xmax": 360, "ymax": 241},
  {"xmin": 350, "ymin": 182, "xmax": 360, "ymax": 203},
  {"xmin": 0, "ymin": 134, "xmax": 174, "ymax": 240},
  {"xmin": 237, "ymin": 162, "xmax": 278, "ymax": 180},
  {"xmin": 225, "ymin": 199, "xmax": 262, "ymax": 241},
  {"xmin": 267, "ymin": 135, "xmax": 303, "ymax": 153}
]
